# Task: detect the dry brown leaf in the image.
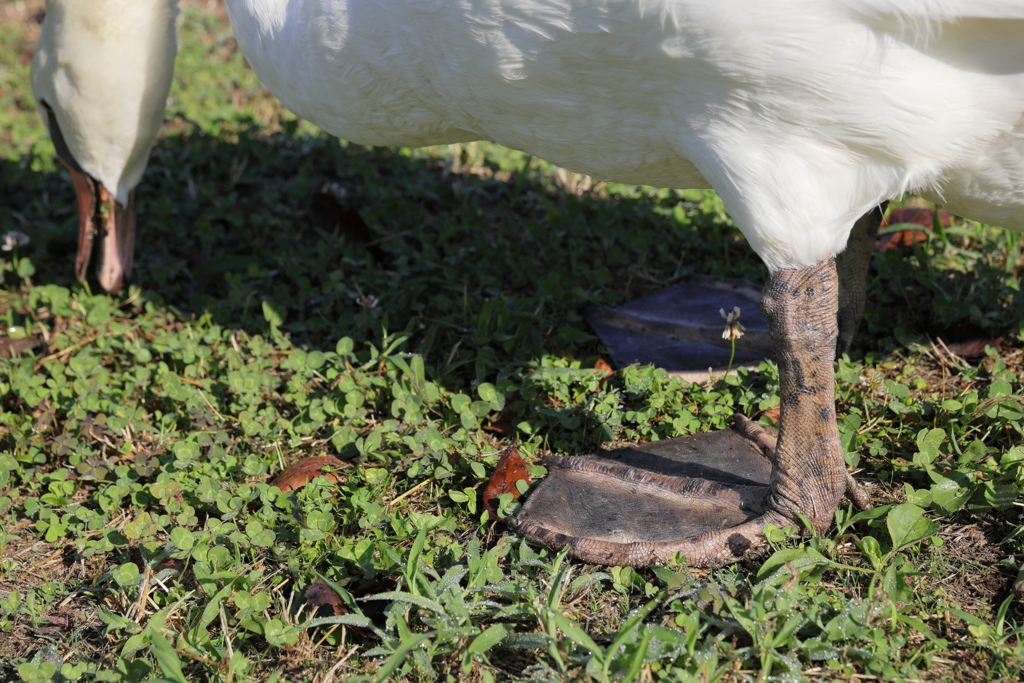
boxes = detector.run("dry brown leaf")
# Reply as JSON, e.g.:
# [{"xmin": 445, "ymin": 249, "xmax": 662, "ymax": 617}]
[
  {"xmin": 154, "ymin": 558, "xmax": 186, "ymax": 576},
  {"xmin": 308, "ymin": 183, "xmax": 387, "ymax": 261},
  {"xmin": 271, "ymin": 455, "xmax": 349, "ymax": 493},
  {"xmin": 305, "ymin": 581, "xmax": 345, "ymax": 616},
  {"xmin": 482, "ymin": 444, "xmax": 532, "ymax": 521},
  {"xmin": 0, "ymin": 336, "xmax": 40, "ymax": 359},
  {"xmin": 305, "ymin": 580, "xmax": 382, "ymax": 639},
  {"xmin": 944, "ymin": 337, "xmax": 1003, "ymax": 359},
  {"xmin": 130, "ymin": 547, "xmax": 185, "ymax": 579},
  {"xmin": 782, "ymin": 561, "xmax": 799, "ymax": 591}
]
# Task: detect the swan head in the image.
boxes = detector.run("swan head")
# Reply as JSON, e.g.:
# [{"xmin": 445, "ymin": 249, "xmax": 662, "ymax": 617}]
[{"xmin": 30, "ymin": 0, "xmax": 178, "ymax": 292}]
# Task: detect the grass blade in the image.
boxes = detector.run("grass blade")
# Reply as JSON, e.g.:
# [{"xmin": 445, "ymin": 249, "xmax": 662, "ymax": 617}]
[
  {"xmin": 374, "ymin": 634, "xmax": 430, "ymax": 683},
  {"xmin": 148, "ymin": 631, "xmax": 187, "ymax": 683}
]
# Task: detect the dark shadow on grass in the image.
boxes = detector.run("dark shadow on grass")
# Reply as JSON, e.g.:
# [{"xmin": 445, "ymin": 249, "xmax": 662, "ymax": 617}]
[
  {"xmin": 2, "ymin": 120, "xmax": 764, "ymax": 374},
  {"xmin": 4, "ymin": 121, "xmax": 1024, "ymax": 458},
  {"xmin": 130, "ymin": 124, "xmax": 766, "ymax": 351}
]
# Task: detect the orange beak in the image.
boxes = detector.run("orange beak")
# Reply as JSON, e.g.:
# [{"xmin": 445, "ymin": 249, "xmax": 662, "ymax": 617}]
[{"xmin": 61, "ymin": 158, "xmax": 136, "ymax": 293}]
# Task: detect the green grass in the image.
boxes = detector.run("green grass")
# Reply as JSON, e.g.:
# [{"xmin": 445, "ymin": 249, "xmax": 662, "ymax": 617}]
[{"xmin": 3, "ymin": 4, "xmax": 1024, "ymax": 681}]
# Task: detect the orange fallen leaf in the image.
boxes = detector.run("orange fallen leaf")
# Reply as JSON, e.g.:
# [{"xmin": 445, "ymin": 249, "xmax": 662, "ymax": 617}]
[
  {"xmin": 482, "ymin": 444, "xmax": 532, "ymax": 521},
  {"xmin": 482, "ymin": 410, "xmax": 516, "ymax": 436},
  {"xmin": 875, "ymin": 207, "xmax": 953, "ymax": 252},
  {"xmin": 272, "ymin": 455, "xmax": 349, "ymax": 493},
  {"xmin": 760, "ymin": 405, "xmax": 781, "ymax": 424},
  {"xmin": 883, "ymin": 229, "xmax": 929, "ymax": 250},
  {"xmin": 595, "ymin": 357, "xmax": 616, "ymax": 390}
]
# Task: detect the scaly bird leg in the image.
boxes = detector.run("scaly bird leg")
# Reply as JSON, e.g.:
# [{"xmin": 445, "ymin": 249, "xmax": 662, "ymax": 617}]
[
  {"xmin": 759, "ymin": 256, "xmax": 848, "ymax": 533},
  {"xmin": 733, "ymin": 413, "xmax": 871, "ymax": 512},
  {"xmin": 514, "ymin": 256, "xmax": 851, "ymax": 566},
  {"xmin": 835, "ymin": 204, "xmax": 885, "ymax": 357}
]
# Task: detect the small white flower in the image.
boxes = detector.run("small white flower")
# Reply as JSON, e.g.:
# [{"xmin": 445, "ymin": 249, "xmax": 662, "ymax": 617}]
[
  {"xmin": 720, "ymin": 306, "xmax": 746, "ymax": 340},
  {"xmin": 356, "ymin": 294, "xmax": 379, "ymax": 309},
  {"xmin": 322, "ymin": 181, "xmax": 348, "ymax": 201},
  {"xmin": 2, "ymin": 231, "xmax": 30, "ymax": 251}
]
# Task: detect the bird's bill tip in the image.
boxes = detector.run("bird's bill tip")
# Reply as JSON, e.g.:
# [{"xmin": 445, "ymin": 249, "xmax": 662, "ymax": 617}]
[
  {"xmin": 64, "ymin": 160, "xmax": 135, "ymax": 293},
  {"xmin": 95, "ymin": 187, "xmax": 136, "ymax": 294}
]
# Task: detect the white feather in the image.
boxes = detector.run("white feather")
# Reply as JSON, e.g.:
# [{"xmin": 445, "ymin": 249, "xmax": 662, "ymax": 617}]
[
  {"xmin": 34, "ymin": 0, "xmax": 1024, "ymax": 271},
  {"xmin": 223, "ymin": 0, "xmax": 1024, "ymax": 270},
  {"xmin": 30, "ymin": 0, "xmax": 178, "ymax": 204}
]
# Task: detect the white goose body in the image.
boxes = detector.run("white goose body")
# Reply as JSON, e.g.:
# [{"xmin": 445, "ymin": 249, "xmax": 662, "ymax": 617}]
[
  {"xmin": 224, "ymin": 0, "xmax": 1024, "ymax": 271},
  {"xmin": 31, "ymin": 0, "xmax": 177, "ymax": 291},
  {"xmin": 31, "ymin": 0, "xmax": 176, "ymax": 205}
]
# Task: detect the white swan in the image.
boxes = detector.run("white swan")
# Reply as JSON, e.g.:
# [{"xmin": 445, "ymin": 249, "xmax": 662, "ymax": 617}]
[
  {"xmin": 30, "ymin": 0, "xmax": 176, "ymax": 292},
  {"xmin": 31, "ymin": 0, "xmax": 1024, "ymax": 566},
  {"xmin": 224, "ymin": 0, "xmax": 1024, "ymax": 270}
]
